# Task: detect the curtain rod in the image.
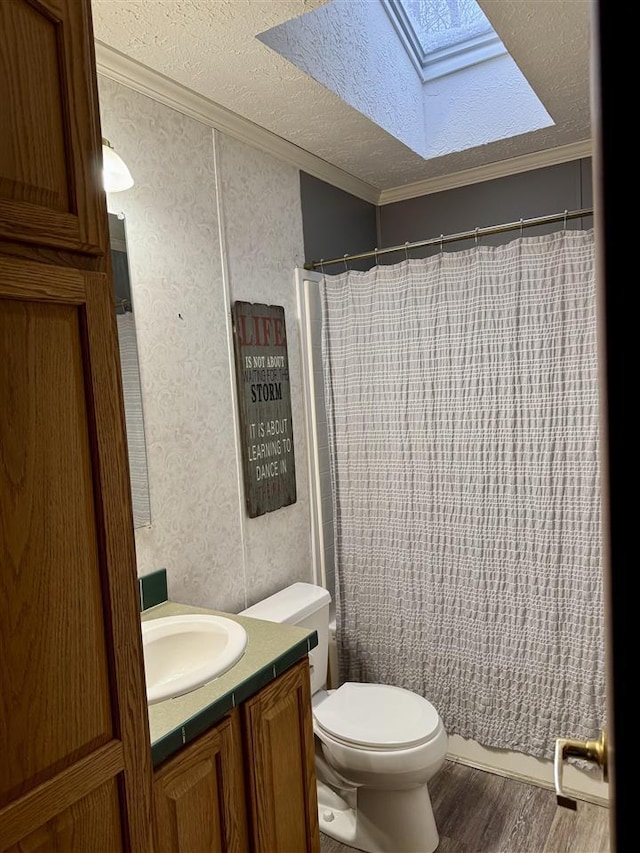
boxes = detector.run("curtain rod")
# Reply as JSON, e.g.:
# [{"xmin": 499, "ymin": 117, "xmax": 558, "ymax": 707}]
[{"xmin": 303, "ymin": 207, "xmax": 594, "ymax": 271}]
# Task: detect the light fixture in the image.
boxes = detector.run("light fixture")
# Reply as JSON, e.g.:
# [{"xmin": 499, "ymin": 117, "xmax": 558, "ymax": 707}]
[{"xmin": 102, "ymin": 137, "xmax": 134, "ymax": 192}]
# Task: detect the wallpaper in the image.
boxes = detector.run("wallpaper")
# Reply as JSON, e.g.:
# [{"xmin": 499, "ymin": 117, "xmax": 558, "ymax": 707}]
[
  {"xmin": 215, "ymin": 132, "xmax": 312, "ymax": 607},
  {"xmin": 98, "ymin": 75, "xmax": 313, "ymax": 612}
]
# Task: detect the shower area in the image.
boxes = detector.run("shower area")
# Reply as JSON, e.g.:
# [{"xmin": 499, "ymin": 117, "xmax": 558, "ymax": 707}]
[{"xmin": 295, "ymin": 163, "xmax": 607, "ymax": 806}]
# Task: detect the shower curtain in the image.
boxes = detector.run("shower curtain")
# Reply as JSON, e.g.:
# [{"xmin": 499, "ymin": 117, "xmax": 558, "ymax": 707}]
[{"xmin": 320, "ymin": 229, "xmax": 605, "ymax": 759}]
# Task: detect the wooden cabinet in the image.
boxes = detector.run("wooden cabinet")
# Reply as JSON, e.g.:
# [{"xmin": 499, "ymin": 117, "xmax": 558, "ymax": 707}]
[
  {"xmin": 153, "ymin": 711, "xmax": 248, "ymax": 853},
  {"xmin": 152, "ymin": 658, "xmax": 320, "ymax": 853},
  {"xmin": 0, "ymin": 0, "xmax": 106, "ymax": 253},
  {"xmin": 0, "ymin": 1, "xmax": 154, "ymax": 851}
]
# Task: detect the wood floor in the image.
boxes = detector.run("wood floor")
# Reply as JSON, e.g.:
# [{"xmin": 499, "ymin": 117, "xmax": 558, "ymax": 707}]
[{"xmin": 319, "ymin": 760, "xmax": 610, "ymax": 853}]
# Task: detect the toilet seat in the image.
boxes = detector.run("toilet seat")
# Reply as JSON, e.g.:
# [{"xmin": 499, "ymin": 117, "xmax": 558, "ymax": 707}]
[{"xmin": 313, "ymin": 682, "xmax": 441, "ymax": 750}]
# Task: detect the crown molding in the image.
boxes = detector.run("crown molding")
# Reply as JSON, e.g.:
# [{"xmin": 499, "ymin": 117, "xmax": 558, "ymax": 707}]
[
  {"xmin": 378, "ymin": 140, "xmax": 592, "ymax": 205},
  {"xmin": 94, "ymin": 40, "xmax": 380, "ymax": 205},
  {"xmin": 95, "ymin": 42, "xmax": 591, "ymax": 210}
]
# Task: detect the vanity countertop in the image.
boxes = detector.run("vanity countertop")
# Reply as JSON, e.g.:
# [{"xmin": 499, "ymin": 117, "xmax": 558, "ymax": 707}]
[{"xmin": 142, "ymin": 600, "xmax": 317, "ymax": 767}]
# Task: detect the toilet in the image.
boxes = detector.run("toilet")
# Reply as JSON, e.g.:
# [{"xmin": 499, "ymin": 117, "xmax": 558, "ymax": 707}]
[{"xmin": 240, "ymin": 582, "xmax": 448, "ymax": 853}]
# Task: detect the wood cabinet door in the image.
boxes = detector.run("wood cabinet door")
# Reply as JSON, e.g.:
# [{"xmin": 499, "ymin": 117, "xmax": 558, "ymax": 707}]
[
  {"xmin": 0, "ymin": 1, "xmax": 154, "ymax": 849},
  {"xmin": 0, "ymin": 0, "xmax": 106, "ymax": 254},
  {"xmin": 0, "ymin": 259, "xmax": 154, "ymax": 851},
  {"xmin": 242, "ymin": 659, "xmax": 320, "ymax": 853},
  {"xmin": 153, "ymin": 711, "xmax": 249, "ymax": 853}
]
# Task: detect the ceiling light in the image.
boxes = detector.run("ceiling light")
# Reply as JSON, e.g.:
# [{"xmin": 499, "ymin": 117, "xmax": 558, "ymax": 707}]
[{"xmin": 102, "ymin": 138, "xmax": 134, "ymax": 192}]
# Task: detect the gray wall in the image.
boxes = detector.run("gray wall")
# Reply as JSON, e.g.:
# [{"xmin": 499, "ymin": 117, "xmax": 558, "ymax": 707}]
[
  {"xmin": 300, "ymin": 172, "xmax": 377, "ymax": 272},
  {"xmin": 378, "ymin": 159, "xmax": 593, "ymax": 259},
  {"xmin": 300, "ymin": 160, "xmax": 592, "ymax": 270}
]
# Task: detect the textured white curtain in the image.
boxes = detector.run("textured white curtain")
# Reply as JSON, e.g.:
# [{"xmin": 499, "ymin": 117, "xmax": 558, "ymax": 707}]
[{"xmin": 320, "ymin": 230, "xmax": 604, "ymax": 759}]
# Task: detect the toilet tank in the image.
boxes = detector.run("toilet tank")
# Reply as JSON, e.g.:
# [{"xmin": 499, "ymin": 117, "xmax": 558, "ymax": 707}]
[{"xmin": 240, "ymin": 582, "xmax": 331, "ymax": 695}]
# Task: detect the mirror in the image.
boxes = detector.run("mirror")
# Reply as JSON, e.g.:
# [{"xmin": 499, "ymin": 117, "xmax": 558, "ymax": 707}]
[{"xmin": 109, "ymin": 213, "xmax": 152, "ymax": 528}]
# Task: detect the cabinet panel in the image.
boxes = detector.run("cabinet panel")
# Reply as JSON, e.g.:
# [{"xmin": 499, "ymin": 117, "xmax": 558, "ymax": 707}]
[
  {"xmin": 0, "ymin": 0, "xmax": 69, "ymax": 212},
  {"xmin": 153, "ymin": 711, "xmax": 248, "ymax": 853},
  {"xmin": 243, "ymin": 659, "xmax": 320, "ymax": 853},
  {"xmin": 0, "ymin": 294, "xmax": 113, "ymax": 806},
  {"xmin": 5, "ymin": 777, "xmax": 122, "ymax": 853},
  {"xmin": 0, "ymin": 258, "xmax": 154, "ymax": 851},
  {"xmin": 0, "ymin": 0, "xmax": 106, "ymax": 253}
]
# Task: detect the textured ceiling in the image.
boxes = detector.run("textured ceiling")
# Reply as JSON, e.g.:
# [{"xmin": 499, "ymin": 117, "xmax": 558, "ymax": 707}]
[{"xmin": 91, "ymin": 0, "xmax": 592, "ymax": 193}]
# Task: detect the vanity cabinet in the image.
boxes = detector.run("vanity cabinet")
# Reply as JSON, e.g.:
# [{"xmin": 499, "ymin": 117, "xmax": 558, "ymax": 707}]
[
  {"xmin": 153, "ymin": 711, "xmax": 248, "ymax": 852},
  {"xmin": 152, "ymin": 657, "xmax": 320, "ymax": 853},
  {"xmin": 242, "ymin": 658, "xmax": 320, "ymax": 853}
]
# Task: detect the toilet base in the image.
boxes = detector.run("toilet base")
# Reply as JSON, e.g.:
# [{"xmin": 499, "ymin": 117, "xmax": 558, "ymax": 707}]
[{"xmin": 317, "ymin": 780, "xmax": 439, "ymax": 853}]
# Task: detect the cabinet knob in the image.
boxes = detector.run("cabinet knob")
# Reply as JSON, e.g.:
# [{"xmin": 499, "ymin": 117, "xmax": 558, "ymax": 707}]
[{"xmin": 554, "ymin": 728, "xmax": 608, "ymax": 809}]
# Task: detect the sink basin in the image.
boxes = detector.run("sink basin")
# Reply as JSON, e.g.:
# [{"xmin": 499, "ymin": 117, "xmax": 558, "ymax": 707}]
[{"xmin": 141, "ymin": 614, "xmax": 248, "ymax": 705}]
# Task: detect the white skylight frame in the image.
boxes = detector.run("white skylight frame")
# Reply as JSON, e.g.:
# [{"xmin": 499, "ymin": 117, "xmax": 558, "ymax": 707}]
[
  {"xmin": 257, "ymin": 0, "xmax": 554, "ymax": 162},
  {"xmin": 381, "ymin": 0, "xmax": 507, "ymax": 82}
]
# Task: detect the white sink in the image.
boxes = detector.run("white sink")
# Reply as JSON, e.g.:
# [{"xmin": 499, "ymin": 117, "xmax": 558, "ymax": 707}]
[{"xmin": 141, "ymin": 614, "xmax": 248, "ymax": 705}]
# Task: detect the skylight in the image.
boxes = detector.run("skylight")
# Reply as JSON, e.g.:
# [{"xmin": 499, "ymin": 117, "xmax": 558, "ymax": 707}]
[
  {"xmin": 402, "ymin": 0, "xmax": 491, "ymax": 53},
  {"xmin": 383, "ymin": 0, "xmax": 506, "ymax": 81},
  {"xmin": 256, "ymin": 0, "xmax": 553, "ymax": 161}
]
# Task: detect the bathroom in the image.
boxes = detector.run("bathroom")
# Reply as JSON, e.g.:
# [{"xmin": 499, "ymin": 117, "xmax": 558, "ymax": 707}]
[{"xmin": 95, "ymin": 1, "xmax": 616, "ymax": 851}]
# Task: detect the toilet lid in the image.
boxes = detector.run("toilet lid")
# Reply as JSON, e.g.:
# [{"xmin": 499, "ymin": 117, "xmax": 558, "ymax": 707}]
[{"xmin": 314, "ymin": 682, "xmax": 440, "ymax": 750}]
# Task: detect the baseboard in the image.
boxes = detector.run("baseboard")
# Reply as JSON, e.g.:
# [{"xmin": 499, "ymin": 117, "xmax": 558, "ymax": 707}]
[{"xmin": 446, "ymin": 734, "xmax": 609, "ymax": 808}]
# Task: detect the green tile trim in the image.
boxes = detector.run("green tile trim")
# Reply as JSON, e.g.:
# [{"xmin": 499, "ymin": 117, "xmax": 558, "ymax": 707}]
[
  {"xmin": 150, "ymin": 629, "xmax": 318, "ymax": 767},
  {"xmin": 231, "ymin": 658, "xmax": 279, "ymax": 706},
  {"xmin": 151, "ymin": 727, "xmax": 186, "ymax": 767},
  {"xmin": 183, "ymin": 692, "xmax": 235, "ymax": 743},
  {"xmin": 140, "ymin": 568, "xmax": 168, "ymax": 611},
  {"xmin": 275, "ymin": 636, "xmax": 316, "ymax": 678}
]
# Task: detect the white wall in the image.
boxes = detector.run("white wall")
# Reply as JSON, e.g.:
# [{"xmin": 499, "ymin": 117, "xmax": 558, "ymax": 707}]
[
  {"xmin": 423, "ymin": 53, "xmax": 552, "ymax": 158},
  {"xmin": 98, "ymin": 75, "xmax": 313, "ymax": 612}
]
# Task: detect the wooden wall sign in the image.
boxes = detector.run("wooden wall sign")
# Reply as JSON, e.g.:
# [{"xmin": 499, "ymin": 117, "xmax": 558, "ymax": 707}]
[{"xmin": 232, "ymin": 301, "xmax": 297, "ymax": 518}]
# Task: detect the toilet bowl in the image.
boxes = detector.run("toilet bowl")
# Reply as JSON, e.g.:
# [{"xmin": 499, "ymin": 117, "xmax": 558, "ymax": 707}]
[
  {"xmin": 240, "ymin": 583, "xmax": 448, "ymax": 853},
  {"xmin": 313, "ymin": 683, "xmax": 447, "ymax": 853}
]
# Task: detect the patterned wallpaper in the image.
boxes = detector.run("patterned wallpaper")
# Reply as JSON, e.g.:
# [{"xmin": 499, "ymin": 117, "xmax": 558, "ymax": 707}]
[
  {"xmin": 98, "ymin": 75, "xmax": 313, "ymax": 612},
  {"xmin": 215, "ymin": 132, "xmax": 312, "ymax": 607}
]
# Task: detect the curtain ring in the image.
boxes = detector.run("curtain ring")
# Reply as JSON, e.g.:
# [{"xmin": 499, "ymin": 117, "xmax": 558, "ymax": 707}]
[
  {"xmin": 520, "ymin": 218, "xmax": 524, "ymax": 238},
  {"xmin": 475, "ymin": 227, "xmax": 480, "ymax": 247},
  {"xmin": 563, "ymin": 209, "xmax": 568, "ymax": 230},
  {"xmin": 404, "ymin": 241, "xmax": 410, "ymax": 261},
  {"xmin": 374, "ymin": 247, "xmax": 379, "ymax": 265},
  {"xmin": 440, "ymin": 234, "xmax": 444, "ymax": 254},
  {"xmin": 320, "ymin": 259, "xmax": 325, "ymax": 274},
  {"xmin": 343, "ymin": 253, "xmax": 349, "ymax": 272}
]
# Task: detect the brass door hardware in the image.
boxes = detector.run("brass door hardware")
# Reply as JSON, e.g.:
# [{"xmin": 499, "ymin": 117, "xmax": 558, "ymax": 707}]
[{"xmin": 554, "ymin": 729, "xmax": 608, "ymax": 809}]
